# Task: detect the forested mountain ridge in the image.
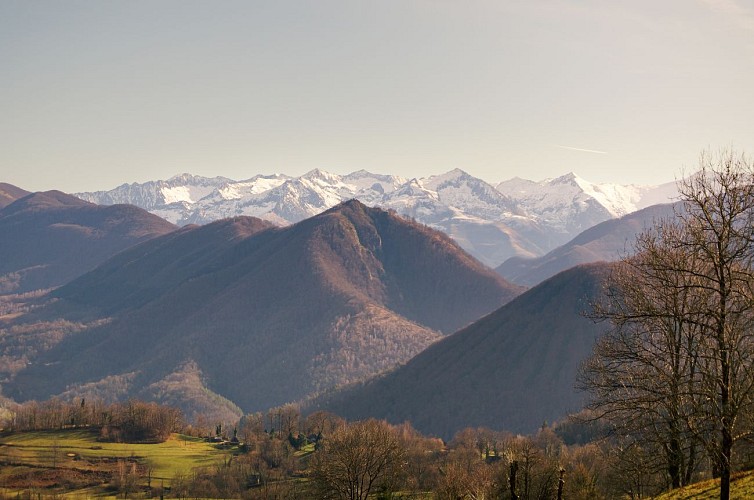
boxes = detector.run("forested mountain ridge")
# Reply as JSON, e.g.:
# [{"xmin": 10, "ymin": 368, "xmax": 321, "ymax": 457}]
[
  {"xmin": 0, "ymin": 182, "xmax": 30, "ymax": 208},
  {"xmin": 0, "ymin": 189, "xmax": 177, "ymax": 294},
  {"xmin": 5, "ymin": 200, "xmax": 521, "ymax": 421}
]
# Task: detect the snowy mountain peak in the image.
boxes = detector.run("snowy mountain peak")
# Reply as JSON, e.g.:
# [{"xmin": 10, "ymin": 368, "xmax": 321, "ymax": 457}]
[
  {"xmin": 550, "ymin": 172, "xmax": 581, "ymax": 185},
  {"xmin": 159, "ymin": 175, "xmax": 230, "ymax": 205},
  {"xmin": 423, "ymin": 168, "xmax": 473, "ymax": 189},
  {"xmin": 214, "ymin": 174, "xmax": 290, "ymax": 200},
  {"xmin": 345, "ymin": 169, "xmax": 377, "ymax": 179},
  {"xmin": 166, "ymin": 173, "xmax": 233, "ymax": 186},
  {"xmin": 497, "ymin": 171, "xmax": 679, "ymax": 228},
  {"xmin": 76, "ymin": 169, "xmax": 678, "ymax": 268},
  {"xmin": 442, "ymin": 167, "xmax": 470, "ymax": 178},
  {"xmin": 343, "ymin": 169, "xmax": 402, "ymax": 184},
  {"xmin": 167, "ymin": 172, "xmax": 197, "ymax": 183},
  {"xmin": 421, "ymin": 169, "xmax": 516, "ymax": 220},
  {"xmin": 393, "ymin": 178, "xmax": 438, "ymax": 199},
  {"xmin": 301, "ymin": 168, "xmax": 341, "ymax": 183}
]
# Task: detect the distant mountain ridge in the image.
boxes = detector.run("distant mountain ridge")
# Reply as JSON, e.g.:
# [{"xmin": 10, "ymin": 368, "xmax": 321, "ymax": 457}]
[
  {"xmin": 497, "ymin": 202, "xmax": 679, "ymax": 286},
  {"xmin": 0, "ymin": 189, "xmax": 177, "ymax": 294},
  {"xmin": 6, "ymin": 200, "xmax": 521, "ymax": 419},
  {"xmin": 76, "ymin": 169, "xmax": 678, "ymax": 267},
  {"xmin": 0, "ymin": 182, "xmax": 30, "ymax": 208}
]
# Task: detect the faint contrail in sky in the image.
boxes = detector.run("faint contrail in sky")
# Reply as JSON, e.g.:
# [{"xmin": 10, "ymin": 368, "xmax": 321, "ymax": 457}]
[{"xmin": 555, "ymin": 145, "xmax": 608, "ymax": 154}]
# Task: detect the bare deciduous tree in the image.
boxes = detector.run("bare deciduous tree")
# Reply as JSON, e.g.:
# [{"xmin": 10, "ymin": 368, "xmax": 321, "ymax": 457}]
[
  {"xmin": 311, "ymin": 419, "xmax": 405, "ymax": 500},
  {"xmin": 581, "ymin": 149, "xmax": 754, "ymax": 500},
  {"xmin": 305, "ymin": 410, "xmax": 346, "ymax": 439},
  {"xmin": 581, "ymin": 220, "xmax": 704, "ymax": 489}
]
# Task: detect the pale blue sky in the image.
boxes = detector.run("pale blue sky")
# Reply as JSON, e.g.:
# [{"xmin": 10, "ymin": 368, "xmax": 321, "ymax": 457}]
[{"xmin": 2, "ymin": 0, "xmax": 753, "ymax": 192}]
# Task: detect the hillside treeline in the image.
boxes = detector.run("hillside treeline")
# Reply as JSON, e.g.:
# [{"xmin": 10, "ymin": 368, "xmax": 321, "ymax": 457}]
[
  {"xmin": 0, "ymin": 398, "xmax": 665, "ymax": 498},
  {"xmin": 5, "ymin": 398, "xmax": 182, "ymax": 443},
  {"xmin": 4, "ymin": 397, "xmax": 754, "ymax": 498},
  {"xmin": 195, "ymin": 406, "xmax": 751, "ymax": 499}
]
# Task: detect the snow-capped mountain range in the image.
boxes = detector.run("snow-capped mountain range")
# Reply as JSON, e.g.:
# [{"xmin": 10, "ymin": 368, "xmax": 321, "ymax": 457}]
[{"xmin": 76, "ymin": 169, "xmax": 678, "ymax": 267}]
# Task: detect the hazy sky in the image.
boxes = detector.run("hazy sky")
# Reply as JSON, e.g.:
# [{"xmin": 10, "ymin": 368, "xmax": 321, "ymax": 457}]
[{"xmin": 2, "ymin": 0, "xmax": 753, "ymax": 192}]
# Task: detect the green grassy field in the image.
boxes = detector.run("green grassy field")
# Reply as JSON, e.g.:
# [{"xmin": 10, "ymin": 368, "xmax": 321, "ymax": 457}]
[{"xmin": 0, "ymin": 428, "xmax": 238, "ymax": 496}]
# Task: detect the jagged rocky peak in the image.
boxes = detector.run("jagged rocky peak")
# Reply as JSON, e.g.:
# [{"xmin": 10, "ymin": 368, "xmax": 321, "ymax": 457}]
[
  {"xmin": 300, "ymin": 168, "xmax": 343, "ymax": 185},
  {"xmin": 167, "ymin": 172, "xmax": 233, "ymax": 184},
  {"xmin": 393, "ymin": 178, "xmax": 438, "ymax": 199},
  {"xmin": 167, "ymin": 173, "xmax": 198, "ymax": 183},
  {"xmin": 424, "ymin": 167, "xmax": 471, "ymax": 186},
  {"xmin": 548, "ymin": 171, "xmax": 582, "ymax": 186}
]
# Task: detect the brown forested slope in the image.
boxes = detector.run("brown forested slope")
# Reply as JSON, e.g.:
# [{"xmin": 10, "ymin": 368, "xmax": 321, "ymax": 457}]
[
  {"xmin": 0, "ymin": 190, "xmax": 177, "ymax": 294},
  {"xmin": 0, "ymin": 182, "xmax": 30, "ymax": 209},
  {"xmin": 7, "ymin": 200, "xmax": 521, "ymax": 418},
  {"xmin": 312, "ymin": 263, "xmax": 611, "ymax": 439}
]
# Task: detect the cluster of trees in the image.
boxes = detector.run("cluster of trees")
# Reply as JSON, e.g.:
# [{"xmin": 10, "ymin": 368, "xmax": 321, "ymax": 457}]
[
  {"xmin": 581, "ymin": 149, "xmax": 754, "ymax": 500},
  {"xmin": 4, "ymin": 393, "xmax": 749, "ymax": 498},
  {"xmin": 175, "ymin": 406, "xmax": 653, "ymax": 499},
  {"xmin": 6, "ymin": 398, "xmax": 183, "ymax": 443},
  {"xmin": 0, "ymin": 288, "xmax": 45, "ymax": 313},
  {"xmin": 100, "ymin": 400, "xmax": 183, "ymax": 443},
  {"xmin": 8, "ymin": 397, "xmax": 113, "ymax": 431}
]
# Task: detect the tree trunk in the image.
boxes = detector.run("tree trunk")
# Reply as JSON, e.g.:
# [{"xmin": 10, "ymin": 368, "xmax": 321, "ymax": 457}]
[
  {"xmin": 685, "ymin": 442, "xmax": 696, "ymax": 486},
  {"xmin": 667, "ymin": 437, "xmax": 682, "ymax": 489},
  {"xmin": 720, "ymin": 426, "xmax": 732, "ymax": 500}
]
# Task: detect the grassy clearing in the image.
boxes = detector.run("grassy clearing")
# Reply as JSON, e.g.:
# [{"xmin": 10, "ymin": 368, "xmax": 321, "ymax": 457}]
[
  {"xmin": 294, "ymin": 441, "xmax": 315, "ymax": 457},
  {"xmin": 654, "ymin": 470, "xmax": 754, "ymax": 499},
  {"xmin": 0, "ymin": 427, "xmax": 237, "ymax": 495}
]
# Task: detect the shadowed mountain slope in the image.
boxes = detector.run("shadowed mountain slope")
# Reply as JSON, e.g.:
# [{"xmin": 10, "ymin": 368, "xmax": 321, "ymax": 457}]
[
  {"xmin": 497, "ymin": 203, "xmax": 676, "ymax": 286},
  {"xmin": 310, "ymin": 263, "xmax": 611, "ymax": 439},
  {"xmin": 0, "ymin": 183, "xmax": 30, "ymax": 209},
  {"xmin": 0, "ymin": 191, "xmax": 177, "ymax": 294},
  {"xmin": 7, "ymin": 200, "xmax": 521, "ymax": 417}
]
